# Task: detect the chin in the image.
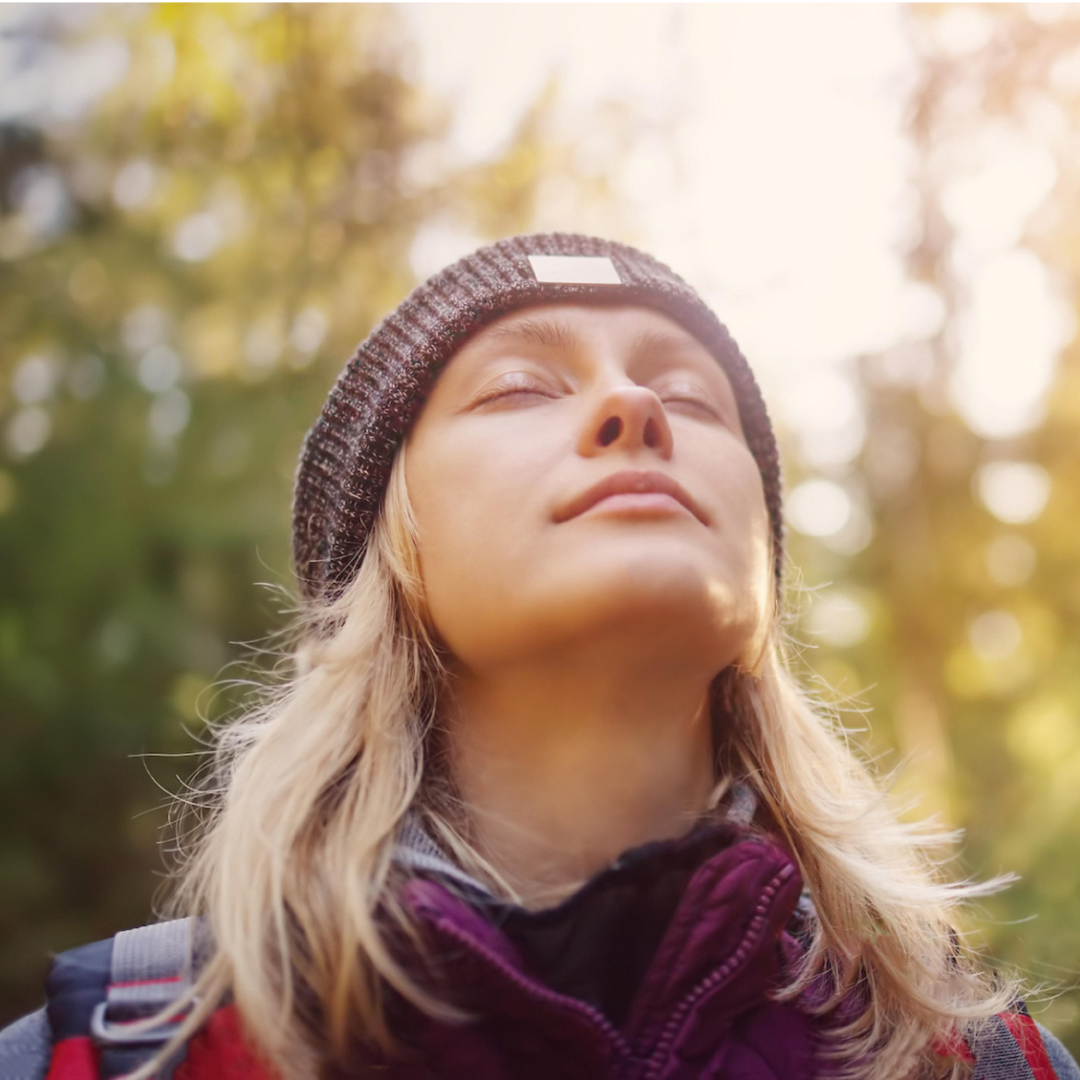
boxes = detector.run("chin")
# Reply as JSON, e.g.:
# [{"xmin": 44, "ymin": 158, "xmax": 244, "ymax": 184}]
[
  {"xmin": 578, "ymin": 535, "xmax": 739, "ymax": 601},
  {"xmin": 432, "ymin": 538, "xmax": 768, "ymax": 672},
  {"xmin": 603, "ymin": 571, "xmax": 748, "ymax": 630},
  {"xmin": 549, "ymin": 548, "xmax": 759, "ymax": 660}
]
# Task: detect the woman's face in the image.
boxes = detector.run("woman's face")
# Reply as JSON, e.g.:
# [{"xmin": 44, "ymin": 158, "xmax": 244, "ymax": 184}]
[{"xmin": 404, "ymin": 303, "xmax": 773, "ymax": 677}]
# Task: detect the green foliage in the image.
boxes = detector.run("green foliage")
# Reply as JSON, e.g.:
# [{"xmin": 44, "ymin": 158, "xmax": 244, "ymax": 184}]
[
  {"xmin": 786, "ymin": 6, "xmax": 1080, "ymax": 1053},
  {"xmin": 4, "ymin": 3, "xmax": 1080, "ymax": 1061},
  {"xmin": 0, "ymin": 4, "xmax": 551, "ymax": 1019}
]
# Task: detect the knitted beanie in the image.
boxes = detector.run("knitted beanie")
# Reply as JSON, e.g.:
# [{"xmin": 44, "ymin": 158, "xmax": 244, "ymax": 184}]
[{"xmin": 292, "ymin": 232, "xmax": 783, "ymax": 603}]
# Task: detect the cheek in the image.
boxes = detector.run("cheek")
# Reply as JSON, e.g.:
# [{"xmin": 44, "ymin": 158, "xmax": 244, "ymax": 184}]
[
  {"xmin": 723, "ymin": 460, "xmax": 775, "ymax": 651},
  {"xmin": 404, "ymin": 421, "xmax": 550, "ymax": 646},
  {"xmin": 732, "ymin": 470, "xmax": 773, "ymax": 581},
  {"xmin": 699, "ymin": 447, "xmax": 774, "ymax": 612}
]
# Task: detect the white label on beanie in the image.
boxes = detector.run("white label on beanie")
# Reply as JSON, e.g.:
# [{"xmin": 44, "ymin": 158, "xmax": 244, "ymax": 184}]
[{"xmin": 527, "ymin": 254, "xmax": 622, "ymax": 285}]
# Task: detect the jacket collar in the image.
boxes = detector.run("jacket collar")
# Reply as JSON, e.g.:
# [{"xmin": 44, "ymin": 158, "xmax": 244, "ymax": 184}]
[
  {"xmin": 390, "ymin": 785, "xmax": 805, "ymax": 1039},
  {"xmin": 396, "ymin": 822, "xmax": 805, "ymax": 1066}
]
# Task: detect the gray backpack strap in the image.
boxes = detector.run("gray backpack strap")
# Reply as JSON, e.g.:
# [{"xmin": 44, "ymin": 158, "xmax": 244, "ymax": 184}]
[
  {"xmin": 0, "ymin": 1007, "xmax": 51, "ymax": 1080},
  {"xmin": 102, "ymin": 918, "xmax": 194, "ymax": 1015},
  {"xmin": 90, "ymin": 918, "xmax": 196, "ymax": 1079},
  {"xmin": 969, "ymin": 1008, "xmax": 1080, "ymax": 1080}
]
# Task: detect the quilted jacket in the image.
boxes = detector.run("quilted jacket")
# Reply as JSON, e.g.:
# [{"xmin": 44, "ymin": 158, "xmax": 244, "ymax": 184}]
[{"xmin": 2, "ymin": 809, "xmax": 1078, "ymax": 1080}]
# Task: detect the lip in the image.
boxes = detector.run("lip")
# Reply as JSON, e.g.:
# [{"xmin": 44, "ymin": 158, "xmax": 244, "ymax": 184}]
[{"xmin": 554, "ymin": 469, "xmax": 709, "ymax": 525}]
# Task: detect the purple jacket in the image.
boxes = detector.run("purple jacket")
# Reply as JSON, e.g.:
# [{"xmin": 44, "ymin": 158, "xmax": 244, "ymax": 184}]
[
  {"xmin": 341, "ymin": 811, "xmax": 1079, "ymax": 1080},
  {"xmin": 346, "ymin": 824, "xmax": 821, "ymax": 1080},
  {"xmin": 4, "ymin": 805, "xmax": 1078, "ymax": 1080}
]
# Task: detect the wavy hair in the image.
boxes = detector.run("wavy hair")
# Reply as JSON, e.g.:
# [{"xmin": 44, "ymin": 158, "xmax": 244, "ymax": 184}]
[{"xmin": 136, "ymin": 446, "xmax": 1015, "ymax": 1080}]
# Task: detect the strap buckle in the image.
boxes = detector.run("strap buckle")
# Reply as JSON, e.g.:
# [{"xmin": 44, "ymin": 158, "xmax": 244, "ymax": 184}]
[{"xmin": 89, "ymin": 1000, "xmax": 193, "ymax": 1047}]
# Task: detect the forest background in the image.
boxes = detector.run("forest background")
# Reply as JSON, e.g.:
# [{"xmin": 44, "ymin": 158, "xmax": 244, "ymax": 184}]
[{"xmin": 3, "ymin": 2, "xmax": 1080, "ymax": 1057}]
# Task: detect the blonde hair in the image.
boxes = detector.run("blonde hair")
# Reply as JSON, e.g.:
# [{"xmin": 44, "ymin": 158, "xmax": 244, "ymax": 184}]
[{"xmin": 142, "ymin": 447, "xmax": 1014, "ymax": 1080}]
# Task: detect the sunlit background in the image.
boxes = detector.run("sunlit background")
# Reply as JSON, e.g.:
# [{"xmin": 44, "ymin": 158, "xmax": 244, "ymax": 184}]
[{"xmin": 3, "ymin": 2, "xmax": 1080, "ymax": 1049}]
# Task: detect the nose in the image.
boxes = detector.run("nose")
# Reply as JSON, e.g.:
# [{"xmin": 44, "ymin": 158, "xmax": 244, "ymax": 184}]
[{"xmin": 577, "ymin": 383, "xmax": 674, "ymax": 460}]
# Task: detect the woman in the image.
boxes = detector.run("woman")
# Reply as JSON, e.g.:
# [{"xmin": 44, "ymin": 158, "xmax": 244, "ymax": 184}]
[{"xmin": 4, "ymin": 233, "xmax": 1078, "ymax": 1080}]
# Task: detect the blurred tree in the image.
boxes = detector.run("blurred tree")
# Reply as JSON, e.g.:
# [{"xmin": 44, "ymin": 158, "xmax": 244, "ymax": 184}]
[
  {"xmin": 786, "ymin": 4, "xmax": 1080, "ymax": 1054},
  {"xmin": 11, "ymin": 2, "xmax": 1080, "ymax": 1056},
  {"xmin": 0, "ymin": 3, "xmax": 594, "ymax": 1020}
]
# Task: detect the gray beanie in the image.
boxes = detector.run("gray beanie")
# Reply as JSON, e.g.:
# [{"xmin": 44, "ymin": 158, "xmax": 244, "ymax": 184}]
[{"xmin": 292, "ymin": 232, "xmax": 783, "ymax": 602}]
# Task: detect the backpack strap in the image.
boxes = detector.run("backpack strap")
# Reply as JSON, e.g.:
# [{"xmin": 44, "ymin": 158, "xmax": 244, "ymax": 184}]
[
  {"xmin": 92, "ymin": 918, "xmax": 196, "ymax": 1080},
  {"xmin": 44, "ymin": 918, "xmax": 197, "ymax": 1080},
  {"xmin": 935, "ymin": 1003, "xmax": 1077, "ymax": 1080},
  {"xmin": 970, "ymin": 1006, "xmax": 1058, "ymax": 1080}
]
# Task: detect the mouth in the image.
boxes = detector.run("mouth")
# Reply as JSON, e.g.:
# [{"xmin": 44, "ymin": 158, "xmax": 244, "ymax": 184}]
[{"xmin": 554, "ymin": 469, "xmax": 709, "ymax": 525}]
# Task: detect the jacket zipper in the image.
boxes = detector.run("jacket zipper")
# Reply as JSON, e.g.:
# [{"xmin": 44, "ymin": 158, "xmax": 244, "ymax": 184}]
[
  {"xmin": 421, "ymin": 857, "xmax": 794, "ymax": 1080},
  {"xmin": 635, "ymin": 862, "xmax": 795, "ymax": 1080}
]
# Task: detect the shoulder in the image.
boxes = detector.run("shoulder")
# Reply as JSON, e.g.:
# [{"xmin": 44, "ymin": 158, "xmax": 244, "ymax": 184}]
[
  {"xmin": 778, "ymin": 896, "xmax": 1080, "ymax": 1080},
  {"xmin": 0, "ymin": 918, "xmax": 202, "ymax": 1080},
  {"xmin": 1038, "ymin": 1022, "xmax": 1080, "ymax": 1080},
  {"xmin": 0, "ymin": 1007, "xmax": 51, "ymax": 1080},
  {"xmin": 0, "ymin": 933, "xmax": 120, "ymax": 1080}
]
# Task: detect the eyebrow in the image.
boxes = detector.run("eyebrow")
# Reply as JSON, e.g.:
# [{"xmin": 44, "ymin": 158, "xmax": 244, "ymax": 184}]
[
  {"xmin": 484, "ymin": 316, "xmax": 581, "ymax": 353},
  {"xmin": 628, "ymin": 326, "xmax": 706, "ymax": 360},
  {"xmin": 484, "ymin": 316, "xmax": 707, "ymax": 363}
]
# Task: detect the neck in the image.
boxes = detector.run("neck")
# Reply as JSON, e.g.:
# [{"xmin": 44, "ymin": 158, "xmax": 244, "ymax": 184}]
[{"xmin": 446, "ymin": 642, "xmax": 718, "ymax": 907}]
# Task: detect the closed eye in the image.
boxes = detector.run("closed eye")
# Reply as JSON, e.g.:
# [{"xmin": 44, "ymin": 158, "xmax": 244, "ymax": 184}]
[
  {"xmin": 656, "ymin": 385, "xmax": 725, "ymax": 422},
  {"xmin": 470, "ymin": 373, "xmax": 560, "ymax": 407}
]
